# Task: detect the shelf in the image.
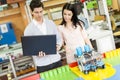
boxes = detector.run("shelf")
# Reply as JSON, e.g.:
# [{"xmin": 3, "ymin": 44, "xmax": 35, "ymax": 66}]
[
  {"xmin": 13, "ymin": 56, "xmax": 32, "ymax": 64},
  {"xmin": 17, "ymin": 71, "xmax": 37, "ymax": 79},
  {"xmin": 7, "ymin": 0, "xmax": 23, "ymax": 4},
  {"xmin": 54, "ymin": 19, "xmax": 62, "ymax": 25},
  {"xmin": 0, "ymin": 59, "xmax": 9, "ymax": 64},
  {"xmin": 0, "ymin": 70, "xmax": 13, "ymax": 77},
  {"xmin": 0, "ymin": 7, "xmax": 20, "ymax": 18},
  {"xmin": 43, "ymin": 0, "xmax": 68, "ymax": 9},
  {"xmin": 16, "ymin": 67, "xmax": 36, "ymax": 76}
]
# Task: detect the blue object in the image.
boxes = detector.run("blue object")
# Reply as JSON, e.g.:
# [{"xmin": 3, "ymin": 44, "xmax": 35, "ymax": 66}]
[
  {"xmin": 0, "ymin": 22, "xmax": 17, "ymax": 45},
  {"xmin": 105, "ymin": 65, "xmax": 120, "ymax": 80},
  {"xmin": 96, "ymin": 59, "xmax": 105, "ymax": 68},
  {"xmin": 84, "ymin": 64, "xmax": 91, "ymax": 71},
  {"xmin": 84, "ymin": 45, "xmax": 91, "ymax": 53},
  {"xmin": 75, "ymin": 77, "xmax": 84, "ymax": 80},
  {"xmin": 40, "ymin": 78, "xmax": 45, "ymax": 80},
  {"xmin": 0, "ymin": 58, "xmax": 3, "ymax": 62},
  {"xmin": 76, "ymin": 47, "xmax": 83, "ymax": 57}
]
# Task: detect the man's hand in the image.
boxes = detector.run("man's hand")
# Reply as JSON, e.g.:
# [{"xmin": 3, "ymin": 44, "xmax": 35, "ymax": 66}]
[{"xmin": 38, "ymin": 51, "xmax": 46, "ymax": 57}]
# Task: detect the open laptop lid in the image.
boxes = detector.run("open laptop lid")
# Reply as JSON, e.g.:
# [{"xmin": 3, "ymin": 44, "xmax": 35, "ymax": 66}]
[{"xmin": 21, "ymin": 35, "xmax": 56, "ymax": 56}]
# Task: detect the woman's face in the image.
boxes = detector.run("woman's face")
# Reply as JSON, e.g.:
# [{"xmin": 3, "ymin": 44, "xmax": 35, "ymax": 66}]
[
  {"xmin": 63, "ymin": 9, "xmax": 73, "ymax": 23},
  {"xmin": 32, "ymin": 7, "xmax": 44, "ymax": 21}
]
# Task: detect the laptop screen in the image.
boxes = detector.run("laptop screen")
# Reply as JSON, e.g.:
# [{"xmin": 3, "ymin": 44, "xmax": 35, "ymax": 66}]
[{"xmin": 21, "ymin": 35, "xmax": 56, "ymax": 56}]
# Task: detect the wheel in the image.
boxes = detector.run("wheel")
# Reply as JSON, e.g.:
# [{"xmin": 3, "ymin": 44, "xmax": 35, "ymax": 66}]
[
  {"xmin": 84, "ymin": 70, "xmax": 89, "ymax": 74},
  {"xmin": 93, "ymin": 68, "xmax": 96, "ymax": 72},
  {"xmin": 102, "ymin": 65, "xmax": 105, "ymax": 69}
]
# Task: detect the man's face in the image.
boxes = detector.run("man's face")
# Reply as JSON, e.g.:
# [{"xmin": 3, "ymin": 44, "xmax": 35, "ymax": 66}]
[{"xmin": 32, "ymin": 7, "xmax": 44, "ymax": 21}]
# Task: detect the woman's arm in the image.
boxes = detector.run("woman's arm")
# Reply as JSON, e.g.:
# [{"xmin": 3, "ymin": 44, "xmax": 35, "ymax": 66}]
[
  {"xmin": 81, "ymin": 26, "xmax": 93, "ymax": 49},
  {"xmin": 57, "ymin": 25, "xmax": 65, "ymax": 51}
]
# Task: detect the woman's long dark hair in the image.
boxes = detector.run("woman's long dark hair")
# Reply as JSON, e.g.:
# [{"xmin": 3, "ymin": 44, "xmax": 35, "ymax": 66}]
[{"xmin": 60, "ymin": 3, "xmax": 83, "ymax": 29}]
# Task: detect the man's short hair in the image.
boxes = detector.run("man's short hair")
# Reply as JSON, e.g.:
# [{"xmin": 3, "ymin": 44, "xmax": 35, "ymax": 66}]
[{"xmin": 30, "ymin": 0, "xmax": 44, "ymax": 11}]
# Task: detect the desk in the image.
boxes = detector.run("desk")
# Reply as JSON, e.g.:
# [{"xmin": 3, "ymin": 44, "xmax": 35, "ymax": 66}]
[{"xmin": 21, "ymin": 54, "xmax": 120, "ymax": 80}]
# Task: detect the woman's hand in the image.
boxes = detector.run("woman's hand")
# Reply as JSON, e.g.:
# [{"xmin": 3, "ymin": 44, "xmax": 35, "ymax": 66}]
[
  {"xmin": 38, "ymin": 51, "xmax": 46, "ymax": 57},
  {"xmin": 56, "ymin": 44, "xmax": 61, "ymax": 51}
]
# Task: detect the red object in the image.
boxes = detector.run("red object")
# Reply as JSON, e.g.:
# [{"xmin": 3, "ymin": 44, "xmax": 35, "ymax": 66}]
[
  {"xmin": 102, "ymin": 53, "xmax": 106, "ymax": 58},
  {"xmin": 80, "ymin": 0, "xmax": 85, "ymax": 3},
  {"xmin": 20, "ymin": 74, "xmax": 40, "ymax": 80},
  {"xmin": 69, "ymin": 62, "xmax": 78, "ymax": 68}
]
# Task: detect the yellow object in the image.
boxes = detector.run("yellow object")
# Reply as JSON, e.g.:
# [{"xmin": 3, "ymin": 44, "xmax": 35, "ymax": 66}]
[
  {"xmin": 110, "ymin": 15, "xmax": 120, "ymax": 37},
  {"xmin": 105, "ymin": 49, "xmax": 120, "ymax": 58},
  {"xmin": 113, "ymin": 31, "xmax": 120, "ymax": 36},
  {"xmin": 105, "ymin": 52, "xmax": 111, "ymax": 58},
  {"xmin": 94, "ymin": 15, "xmax": 105, "ymax": 21},
  {"xmin": 110, "ymin": 15, "xmax": 116, "ymax": 31},
  {"xmin": 116, "ymin": 49, "xmax": 120, "ymax": 56},
  {"xmin": 70, "ymin": 63, "xmax": 115, "ymax": 80}
]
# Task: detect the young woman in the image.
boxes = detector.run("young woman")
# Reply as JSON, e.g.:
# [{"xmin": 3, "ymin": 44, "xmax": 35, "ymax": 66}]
[{"xmin": 58, "ymin": 3, "xmax": 93, "ymax": 64}]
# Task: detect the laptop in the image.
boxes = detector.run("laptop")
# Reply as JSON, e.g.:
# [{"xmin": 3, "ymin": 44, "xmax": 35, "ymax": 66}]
[{"xmin": 21, "ymin": 35, "xmax": 56, "ymax": 56}]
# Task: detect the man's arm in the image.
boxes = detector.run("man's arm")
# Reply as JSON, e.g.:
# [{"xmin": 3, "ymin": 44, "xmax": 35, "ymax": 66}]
[{"xmin": 50, "ymin": 20, "xmax": 63, "ymax": 51}]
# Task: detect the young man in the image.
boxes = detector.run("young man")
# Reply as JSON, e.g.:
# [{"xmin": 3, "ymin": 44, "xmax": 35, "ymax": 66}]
[{"xmin": 24, "ymin": 0, "xmax": 62, "ymax": 73}]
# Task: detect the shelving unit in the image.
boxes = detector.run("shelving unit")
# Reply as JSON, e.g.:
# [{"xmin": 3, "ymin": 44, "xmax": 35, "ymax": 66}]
[
  {"xmin": 83, "ymin": 0, "xmax": 116, "ymax": 53},
  {"xmin": 43, "ymin": 0, "xmax": 69, "ymax": 9},
  {"xmin": 0, "ymin": 8, "xmax": 20, "ymax": 17},
  {"xmin": 0, "ymin": 59, "xmax": 10, "ymax": 77},
  {"xmin": 26, "ymin": 0, "xmax": 74, "ymax": 25},
  {"xmin": 13, "ymin": 56, "xmax": 36, "ymax": 77},
  {"xmin": 0, "ymin": 54, "xmax": 36, "ymax": 80},
  {"xmin": 0, "ymin": 0, "xmax": 29, "ymax": 42},
  {"xmin": 43, "ymin": 0, "xmax": 74, "ymax": 25},
  {"xmin": 0, "ymin": 43, "xmax": 36, "ymax": 80}
]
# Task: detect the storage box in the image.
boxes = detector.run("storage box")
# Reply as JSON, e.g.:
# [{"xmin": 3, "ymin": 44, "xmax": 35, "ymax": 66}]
[{"xmin": 0, "ymin": 22, "xmax": 17, "ymax": 45}]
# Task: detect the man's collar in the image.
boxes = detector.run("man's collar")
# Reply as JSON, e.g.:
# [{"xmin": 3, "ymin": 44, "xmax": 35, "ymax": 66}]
[{"xmin": 32, "ymin": 18, "xmax": 45, "ymax": 25}]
